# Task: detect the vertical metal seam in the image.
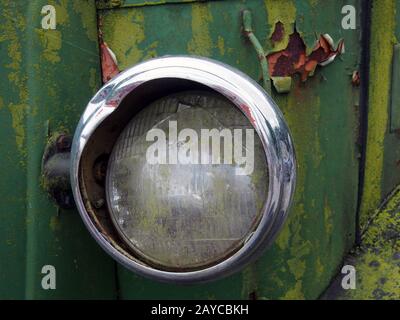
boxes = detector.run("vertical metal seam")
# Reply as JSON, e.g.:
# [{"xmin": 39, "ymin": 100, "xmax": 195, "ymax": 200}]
[
  {"xmin": 95, "ymin": 4, "xmax": 122, "ymax": 299},
  {"xmin": 355, "ymin": 0, "xmax": 372, "ymax": 245}
]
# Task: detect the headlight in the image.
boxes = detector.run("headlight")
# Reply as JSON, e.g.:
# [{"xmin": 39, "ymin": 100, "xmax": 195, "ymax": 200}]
[{"xmin": 70, "ymin": 56, "xmax": 296, "ymax": 283}]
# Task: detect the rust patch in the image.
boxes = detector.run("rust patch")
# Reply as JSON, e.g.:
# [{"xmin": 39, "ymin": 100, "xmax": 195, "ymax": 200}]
[
  {"xmin": 100, "ymin": 41, "xmax": 120, "ymax": 83},
  {"xmin": 271, "ymin": 21, "xmax": 284, "ymax": 43},
  {"xmin": 267, "ymin": 27, "xmax": 345, "ymax": 82},
  {"xmin": 98, "ymin": 16, "xmax": 119, "ymax": 83}
]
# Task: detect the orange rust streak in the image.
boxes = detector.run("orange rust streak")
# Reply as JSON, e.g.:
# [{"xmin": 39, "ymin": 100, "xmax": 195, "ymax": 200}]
[{"xmin": 100, "ymin": 42, "xmax": 120, "ymax": 83}]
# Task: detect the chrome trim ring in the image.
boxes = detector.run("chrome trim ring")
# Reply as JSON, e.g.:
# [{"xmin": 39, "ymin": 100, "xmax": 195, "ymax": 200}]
[{"xmin": 70, "ymin": 56, "xmax": 296, "ymax": 284}]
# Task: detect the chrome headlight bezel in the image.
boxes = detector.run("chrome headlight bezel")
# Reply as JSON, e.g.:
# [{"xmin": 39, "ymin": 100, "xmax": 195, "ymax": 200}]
[{"xmin": 70, "ymin": 56, "xmax": 296, "ymax": 284}]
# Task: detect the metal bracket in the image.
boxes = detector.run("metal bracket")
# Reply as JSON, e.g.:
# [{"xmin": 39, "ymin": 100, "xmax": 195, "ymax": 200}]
[
  {"xmin": 42, "ymin": 133, "xmax": 74, "ymax": 209},
  {"xmin": 242, "ymin": 9, "xmax": 271, "ymax": 95}
]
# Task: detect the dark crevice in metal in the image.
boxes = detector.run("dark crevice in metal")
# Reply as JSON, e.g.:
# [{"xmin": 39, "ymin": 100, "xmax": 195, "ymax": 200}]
[{"xmin": 355, "ymin": 0, "xmax": 372, "ymax": 246}]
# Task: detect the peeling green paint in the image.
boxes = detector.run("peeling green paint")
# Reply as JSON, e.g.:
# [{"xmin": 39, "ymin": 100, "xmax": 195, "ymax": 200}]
[
  {"xmin": 103, "ymin": 10, "xmax": 145, "ymax": 68},
  {"xmin": 271, "ymin": 76, "xmax": 292, "ymax": 93},
  {"xmin": 264, "ymin": 0, "xmax": 296, "ymax": 51}
]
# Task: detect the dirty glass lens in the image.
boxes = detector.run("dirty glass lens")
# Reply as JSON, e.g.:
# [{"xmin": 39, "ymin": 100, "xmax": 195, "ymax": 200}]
[{"xmin": 106, "ymin": 90, "xmax": 269, "ymax": 270}]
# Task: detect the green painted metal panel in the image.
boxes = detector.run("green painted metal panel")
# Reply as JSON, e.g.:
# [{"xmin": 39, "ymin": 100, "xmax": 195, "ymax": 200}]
[
  {"xmin": 0, "ymin": 0, "xmax": 116, "ymax": 299},
  {"xmin": 362, "ymin": 0, "xmax": 400, "ymax": 229},
  {"xmin": 381, "ymin": 0, "xmax": 400, "ymax": 214},
  {"xmin": 4, "ymin": 0, "xmax": 389, "ymax": 300},
  {"xmin": 99, "ymin": 0, "xmax": 361, "ymax": 299}
]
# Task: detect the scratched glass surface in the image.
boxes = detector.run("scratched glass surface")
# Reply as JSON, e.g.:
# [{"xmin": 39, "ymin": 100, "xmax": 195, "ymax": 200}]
[{"xmin": 106, "ymin": 91, "xmax": 268, "ymax": 270}]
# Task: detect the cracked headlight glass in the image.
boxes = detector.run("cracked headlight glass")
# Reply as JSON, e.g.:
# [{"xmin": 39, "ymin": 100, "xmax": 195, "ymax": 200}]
[{"xmin": 106, "ymin": 90, "xmax": 269, "ymax": 271}]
